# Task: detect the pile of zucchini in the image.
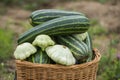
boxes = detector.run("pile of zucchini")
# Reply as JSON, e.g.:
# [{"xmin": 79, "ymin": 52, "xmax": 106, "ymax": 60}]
[{"xmin": 14, "ymin": 9, "xmax": 93, "ymax": 66}]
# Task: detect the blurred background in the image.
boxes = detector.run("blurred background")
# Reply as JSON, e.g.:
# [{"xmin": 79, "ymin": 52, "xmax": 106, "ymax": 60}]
[{"xmin": 0, "ymin": 0, "xmax": 120, "ymax": 80}]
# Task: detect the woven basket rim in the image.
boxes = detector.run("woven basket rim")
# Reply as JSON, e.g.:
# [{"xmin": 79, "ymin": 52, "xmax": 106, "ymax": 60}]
[{"xmin": 15, "ymin": 48, "xmax": 101, "ymax": 69}]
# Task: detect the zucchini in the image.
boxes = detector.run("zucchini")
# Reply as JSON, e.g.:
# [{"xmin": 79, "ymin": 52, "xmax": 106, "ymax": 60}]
[
  {"xmin": 18, "ymin": 15, "xmax": 90, "ymax": 44},
  {"xmin": 26, "ymin": 48, "xmax": 54, "ymax": 64},
  {"xmin": 72, "ymin": 32, "xmax": 93, "ymax": 61},
  {"xmin": 30, "ymin": 9, "xmax": 84, "ymax": 26},
  {"xmin": 55, "ymin": 35, "xmax": 89, "ymax": 60},
  {"xmin": 85, "ymin": 32, "xmax": 93, "ymax": 61}
]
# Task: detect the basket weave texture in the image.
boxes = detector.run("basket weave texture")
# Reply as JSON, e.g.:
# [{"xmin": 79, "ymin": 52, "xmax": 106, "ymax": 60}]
[{"xmin": 15, "ymin": 48, "xmax": 101, "ymax": 80}]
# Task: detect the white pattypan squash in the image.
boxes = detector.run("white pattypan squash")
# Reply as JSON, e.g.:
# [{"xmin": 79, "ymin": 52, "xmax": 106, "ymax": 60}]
[
  {"xmin": 32, "ymin": 34, "xmax": 55, "ymax": 51},
  {"xmin": 73, "ymin": 32, "xmax": 87, "ymax": 41},
  {"xmin": 14, "ymin": 42, "xmax": 37, "ymax": 60},
  {"xmin": 45, "ymin": 45, "xmax": 76, "ymax": 66}
]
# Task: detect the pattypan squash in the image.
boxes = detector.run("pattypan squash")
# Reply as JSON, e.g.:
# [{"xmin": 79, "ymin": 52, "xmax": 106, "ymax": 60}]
[
  {"xmin": 14, "ymin": 42, "xmax": 37, "ymax": 60},
  {"xmin": 45, "ymin": 45, "xmax": 76, "ymax": 66},
  {"xmin": 32, "ymin": 34, "xmax": 55, "ymax": 51},
  {"xmin": 73, "ymin": 32, "xmax": 87, "ymax": 41}
]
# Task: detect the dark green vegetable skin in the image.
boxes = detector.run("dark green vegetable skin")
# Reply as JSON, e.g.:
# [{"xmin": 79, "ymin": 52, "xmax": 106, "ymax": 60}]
[
  {"xmin": 55, "ymin": 35, "xmax": 89, "ymax": 60},
  {"xmin": 26, "ymin": 48, "xmax": 54, "ymax": 64},
  {"xmin": 84, "ymin": 33, "xmax": 93, "ymax": 61},
  {"xmin": 71, "ymin": 32, "xmax": 93, "ymax": 61},
  {"xmin": 18, "ymin": 15, "xmax": 90, "ymax": 44},
  {"xmin": 54, "ymin": 32, "xmax": 93, "ymax": 63},
  {"xmin": 30, "ymin": 9, "xmax": 84, "ymax": 26}
]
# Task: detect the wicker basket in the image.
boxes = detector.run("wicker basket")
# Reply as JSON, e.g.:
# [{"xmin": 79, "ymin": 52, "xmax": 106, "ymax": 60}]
[{"xmin": 15, "ymin": 48, "xmax": 101, "ymax": 80}]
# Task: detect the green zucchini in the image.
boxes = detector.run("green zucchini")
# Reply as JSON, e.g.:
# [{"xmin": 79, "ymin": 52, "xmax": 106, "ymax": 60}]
[
  {"xmin": 18, "ymin": 15, "xmax": 90, "ymax": 44},
  {"xmin": 30, "ymin": 9, "xmax": 85, "ymax": 26},
  {"xmin": 85, "ymin": 32, "xmax": 93, "ymax": 61},
  {"xmin": 55, "ymin": 35, "xmax": 89, "ymax": 60},
  {"xmin": 26, "ymin": 48, "xmax": 54, "ymax": 64},
  {"xmin": 72, "ymin": 32, "xmax": 93, "ymax": 62}
]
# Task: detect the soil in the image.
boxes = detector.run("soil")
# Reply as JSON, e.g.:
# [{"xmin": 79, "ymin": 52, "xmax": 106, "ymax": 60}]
[
  {"xmin": 0, "ymin": 8, "xmax": 30, "ymax": 34},
  {"xmin": 55, "ymin": 1, "xmax": 120, "ymax": 33},
  {"xmin": 1, "ymin": 1, "xmax": 120, "ymax": 34}
]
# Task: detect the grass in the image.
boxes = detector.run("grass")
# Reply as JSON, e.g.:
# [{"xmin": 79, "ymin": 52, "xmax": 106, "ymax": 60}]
[
  {"xmin": 0, "ymin": 62, "xmax": 14, "ymax": 80},
  {"xmin": 0, "ymin": 0, "xmax": 52, "ymax": 10},
  {"xmin": 0, "ymin": 28, "xmax": 15, "ymax": 80},
  {"xmin": 88, "ymin": 19, "xmax": 120, "ymax": 80},
  {"xmin": 97, "ymin": 46, "xmax": 120, "ymax": 80},
  {"xmin": 0, "ymin": 28, "xmax": 14, "ymax": 60},
  {"xmin": 89, "ymin": 19, "xmax": 108, "ymax": 36},
  {"xmin": 97, "ymin": 0, "xmax": 109, "ymax": 4},
  {"xmin": 0, "ymin": 17, "xmax": 32, "ymax": 80}
]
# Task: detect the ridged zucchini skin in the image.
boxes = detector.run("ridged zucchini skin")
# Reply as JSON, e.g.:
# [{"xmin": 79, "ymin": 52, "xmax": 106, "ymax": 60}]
[
  {"xmin": 26, "ymin": 48, "xmax": 54, "ymax": 64},
  {"xmin": 30, "ymin": 9, "xmax": 85, "ymax": 26},
  {"xmin": 18, "ymin": 15, "xmax": 90, "ymax": 44},
  {"xmin": 84, "ymin": 32, "xmax": 93, "ymax": 61},
  {"xmin": 72, "ymin": 32, "xmax": 93, "ymax": 62},
  {"xmin": 55, "ymin": 35, "xmax": 89, "ymax": 60}
]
